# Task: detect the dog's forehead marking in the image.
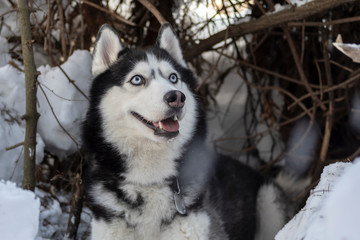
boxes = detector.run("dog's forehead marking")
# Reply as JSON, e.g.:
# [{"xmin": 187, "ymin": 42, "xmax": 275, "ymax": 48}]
[
  {"xmin": 127, "ymin": 53, "xmax": 177, "ymax": 82},
  {"xmin": 130, "ymin": 61, "xmax": 153, "ymax": 79},
  {"xmin": 146, "ymin": 53, "xmax": 176, "ymax": 77}
]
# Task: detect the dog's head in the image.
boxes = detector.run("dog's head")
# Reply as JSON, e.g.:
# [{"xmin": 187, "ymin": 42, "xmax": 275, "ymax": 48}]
[{"xmin": 90, "ymin": 24, "xmax": 198, "ymax": 148}]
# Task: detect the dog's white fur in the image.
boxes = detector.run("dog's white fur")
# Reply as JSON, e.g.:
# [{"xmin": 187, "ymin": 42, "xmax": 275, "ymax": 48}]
[{"xmin": 92, "ymin": 211, "xmax": 211, "ymax": 240}]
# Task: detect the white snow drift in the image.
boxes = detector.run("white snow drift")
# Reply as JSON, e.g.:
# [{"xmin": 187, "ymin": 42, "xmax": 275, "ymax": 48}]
[{"xmin": 0, "ymin": 181, "xmax": 40, "ymax": 240}]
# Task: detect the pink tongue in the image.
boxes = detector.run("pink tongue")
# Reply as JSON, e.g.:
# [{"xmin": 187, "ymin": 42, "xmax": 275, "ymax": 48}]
[{"xmin": 159, "ymin": 118, "xmax": 179, "ymax": 132}]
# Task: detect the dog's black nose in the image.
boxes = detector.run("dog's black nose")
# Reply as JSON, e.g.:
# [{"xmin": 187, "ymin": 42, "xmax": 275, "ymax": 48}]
[{"xmin": 164, "ymin": 90, "xmax": 186, "ymax": 108}]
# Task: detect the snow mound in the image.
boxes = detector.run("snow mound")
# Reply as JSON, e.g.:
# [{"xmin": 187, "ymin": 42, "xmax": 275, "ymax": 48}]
[
  {"xmin": 37, "ymin": 50, "xmax": 92, "ymax": 157},
  {"xmin": 35, "ymin": 188, "xmax": 92, "ymax": 240},
  {"xmin": 322, "ymin": 159, "xmax": 360, "ymax": 240},
  {"xmin": 0, "ymin": 65, "xmax": 45, "ymax": 184},
  {"xmin": 276, "ymin": 160, "xmax": 360, "ymax": 240},
  {"xmin": 0, "ymin": 181, "xmax": 40, "ymax": 240}
]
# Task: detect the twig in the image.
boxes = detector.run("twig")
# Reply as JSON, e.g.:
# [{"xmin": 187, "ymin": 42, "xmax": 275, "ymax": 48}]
[
  {"xmin": 38, "ymin": 83, "xmax": 81, "ymax": 150},
  {"xmin": 283, "ymin": 24, "xmax": 327, "ymax": 112},
  {"xmin": 39, "ymin": 82, "xmax": 86, "ymax": 102},
  {"xmin": 319, "ymin": 59, "xmax": 354, "ymax": 73},
  {"xmin": 288, "ymin": 16, "xmax": 360, "ymax": 27},
  {"xmin": 6, "ymin": 142, "xmax": 24, "ymax": 151},
  {"xmin": 314, "ymin": 58, "xmax": 323, "ymax": 100},
  {"xmin": 137, "ymin": 0, "xmax": 167, "ymax": 25},
  {"xmin": 56, "ymin": 0, "xmax": 67, "ymax": 60},
  {"xmin": 217, "ymin": 50, "xmax": 323, "ymax": 89},
  {"xmin": 329, "ymin": 147, "xmax": 360, "ymax": 163},
  {"xmin": 241, "ymin": 71, "xmax": 314, "ymax": 118},
  {"xmin": 65, "ymin": 172, "xmax": 84, "ymax": 240},
  {"xmin": 80, "ymin": 0, "xmax": 136, "ymax": 27},
  {"xmin": 196, "ymin": 31, "xmax": 229, "ymax": 92},
  {"xmin": 288, "ymin": 71, "xmax": 360, "ymax": 109},
  {"xmin": 316, "ymin": 31, "xmax": 334, "ymax": 175},
  {"xmin": 55, "ymin": 63, "xmax": 89, "ymax": 101},
  {"xmin": 0, "ymin": 8, "xmax": 18, "ymax": 18},
  {"xmin": 300, "ymin": 20, "xmax": 305, "ymax": 65}
]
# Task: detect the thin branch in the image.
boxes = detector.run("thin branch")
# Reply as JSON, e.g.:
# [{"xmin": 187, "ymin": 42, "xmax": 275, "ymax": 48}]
[
  {"xmin": 137, "ymin": 0, "xmax": 167, "ymax": 25},
  {"xmin": 38, "ymin": 83, "xmax": 81, "ymax": 150},
  {"xmin": 288, "ymin": 16, "xmax": 360, "ymax": 27},
  {"xmin": 0, "ymin": 8, "xmax": 18, "ymax": 18},
  {"xmin": 55, "ymin": 62, "xmax": 89, "ymax": 101},
  {"xmin": 283, "ymin": 25, "xmax": 327, "ymax": 111},
  {"xmin": 288, "ymin": 71, "xmax": 360, "ymax": 109},
  {"xmin": 318, "ymin": 30, "xmax": 334, "ymax": 167},
  {"xmin": 80, "ymin": 0, "xmax": 136, "ymax": 27},
  {"xmin": 56, "ymin": 0, "xmax": 67, "ymax": 60},
  {"xmin": 6, "ymin": 142, "xmax": 24, "ymax": 151}
]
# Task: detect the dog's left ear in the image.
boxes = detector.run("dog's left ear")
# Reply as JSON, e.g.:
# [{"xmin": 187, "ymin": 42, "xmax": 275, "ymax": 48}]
[
  {"xmin": 92, "ymin": 24, "xmax": 125, "ymax": 77},
  {"xmin": 157, "ymin": 23, "xmax": 187, "ymax": 68}
]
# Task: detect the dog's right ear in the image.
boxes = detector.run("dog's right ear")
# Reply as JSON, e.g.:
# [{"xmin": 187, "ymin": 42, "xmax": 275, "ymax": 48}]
[{"xmin": 92, "ymin": 24, "xmax": 124, "ymax": 77}]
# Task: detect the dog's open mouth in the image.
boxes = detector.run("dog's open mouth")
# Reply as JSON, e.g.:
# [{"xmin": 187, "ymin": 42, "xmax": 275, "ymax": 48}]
[{"xmin": 131, "ymin": 112, "xmax": 180, "ymax": 139}]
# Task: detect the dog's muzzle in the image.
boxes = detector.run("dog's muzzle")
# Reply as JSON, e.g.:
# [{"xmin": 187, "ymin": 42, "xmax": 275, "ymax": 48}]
[{"xmin": 131, "ymin": 90, "xmax": 186, "ymax": 139}]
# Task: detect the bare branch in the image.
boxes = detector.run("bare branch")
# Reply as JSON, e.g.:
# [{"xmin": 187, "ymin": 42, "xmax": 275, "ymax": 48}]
[
  {"xmin": 183, "ymin": 0, "xmax": 357, "ymax": 60},
  {"xmin": 137, "ymin": 0, "xmax": 167, "ymax": 25}
]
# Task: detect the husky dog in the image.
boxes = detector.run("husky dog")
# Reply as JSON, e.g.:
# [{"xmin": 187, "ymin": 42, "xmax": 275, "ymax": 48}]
[{"xmin": 82, "ymin": 23, "xmax": 308, "ymax": 240}]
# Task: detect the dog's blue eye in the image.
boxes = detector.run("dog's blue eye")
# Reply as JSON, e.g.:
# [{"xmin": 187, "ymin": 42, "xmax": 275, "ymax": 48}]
[
  {"xmin": 130, "ymin": 75, "xmax": 144, "ymax": 86},
  {"xmin": 169, "ymin": 73, "xmax": 178, "ymax": 83}
]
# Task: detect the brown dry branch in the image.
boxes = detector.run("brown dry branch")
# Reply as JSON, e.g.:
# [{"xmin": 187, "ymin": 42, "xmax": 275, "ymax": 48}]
[
  {"xmin": 5, "ymin": 142, "xmax": 25, "ymax": 151},
  {"xmin": 137, "ymin": 0, "xmax": 167, "ymax": 25},
  {"xmin": 80, "ymin": 0, "xmax": 136, "ymax": 27},
  {"xmin": 288, "ymin": 16, "xmax": 360, "ymax": 27},
  {"xmin": 65, "ymin": 172, "xmax": 84, "ymax": 239},
  {"xmin": 183, "ymin": 0, "xmax": 357, "ymax": 61},
  {"xmin": 18, "ymin": 0, "xmax": 39, "ymax": 191},
  {"xmin": 55, "ymin": 62, "xmax": 90, "ymax": 101},
  {"xmin": 288, "ymin": 71, "xmax": 360, "ymax": 110},
  {"xmin": 283, "ymin": 25, "xmax": 326, "ymax": 112},
  {"xmin": 38, "ymin": 83, "xmax": 81, "ymax": 150},
  {"xmin": 56, "ymin": 0, "xmax": 67, "ymax": 60},
  {"xmin": 313, "ymin": 31, "xmax": 335, "ymax": 178}
]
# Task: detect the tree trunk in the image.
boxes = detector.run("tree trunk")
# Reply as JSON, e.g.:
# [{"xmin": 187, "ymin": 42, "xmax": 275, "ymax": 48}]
[{"xmin": 18, "ymin": 0, "xmax": 39, "ymax": 191}]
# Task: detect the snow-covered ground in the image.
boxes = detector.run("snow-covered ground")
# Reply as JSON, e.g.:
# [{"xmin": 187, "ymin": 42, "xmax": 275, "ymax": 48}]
[{"xmin": 0, "ymin": 181, "xmax": 40, "ymax": 240}]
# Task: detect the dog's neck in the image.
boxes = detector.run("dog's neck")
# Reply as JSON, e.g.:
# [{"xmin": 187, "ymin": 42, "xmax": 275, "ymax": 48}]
[{"xmin": 118, "ymin": 136, "xmax": 183, "ymax": 185}]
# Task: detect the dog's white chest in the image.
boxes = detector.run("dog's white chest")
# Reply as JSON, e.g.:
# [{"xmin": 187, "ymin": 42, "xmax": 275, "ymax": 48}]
[
  {"xmin": 138, "ymin": 186, "xmax": 175, "ymax": 238},
  {"xmin": 91, "ymin": 183, "xmax": 211, "ymax": 240}
]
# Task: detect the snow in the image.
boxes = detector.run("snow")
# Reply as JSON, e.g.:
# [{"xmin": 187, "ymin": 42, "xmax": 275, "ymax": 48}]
[
  {"xmin": 35, "ymin": 187, "xmax": 91, "ymax": 239},
  {"xmin": 276, "ymin": 159, "xmax": 360, "ymax": 240},
  {"xmin": 0, "ymin": 181, "xmax": 40, "ymax": 240},
  {"xmin": 272, "ymin": 0, "xmax": 314, "ymax": 14},
  {"xmin": 37, "ymin": 50, "xmax": 92, "ymax": 157},
  {"xmin": 322, "ymin": 160, "xmax": 360, "ymax": 240},
  {"xmin": 0, "ymin": 64, "xmax": 45, "ymax": 184}
]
